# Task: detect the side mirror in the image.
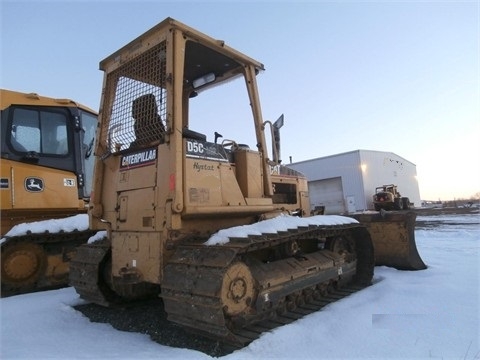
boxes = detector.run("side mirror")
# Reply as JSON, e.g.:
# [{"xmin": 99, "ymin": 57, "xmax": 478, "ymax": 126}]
[{"xmin": 272, "ymin": 114, "xmax": 284, "ymax": 164}]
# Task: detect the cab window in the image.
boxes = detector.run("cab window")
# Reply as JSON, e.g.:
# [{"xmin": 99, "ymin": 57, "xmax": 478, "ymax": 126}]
[{"xmin": 10, "ymin": 107, "xmax": 69, "ymax": 155}]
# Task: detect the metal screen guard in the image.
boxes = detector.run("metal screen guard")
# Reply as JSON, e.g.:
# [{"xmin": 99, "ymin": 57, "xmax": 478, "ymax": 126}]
[{"xmin": 101, "ymin": 41, "xmax": 168, "ymax": 153}]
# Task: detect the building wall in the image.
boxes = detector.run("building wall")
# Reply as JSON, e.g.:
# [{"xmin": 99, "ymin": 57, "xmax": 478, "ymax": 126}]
[
  {"xmin": 359, "ymin": 151, "xmax": 420, "ymax": 209},
  {"xmin": 287, "ymin": 150, "xmax": 421, "ymax": 214}
]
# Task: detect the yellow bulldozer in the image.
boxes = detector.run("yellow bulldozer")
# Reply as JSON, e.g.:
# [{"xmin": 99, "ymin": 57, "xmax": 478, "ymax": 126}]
[
  {"xmin": 70, "ymin": 18, "xmax": 426, "ymax": 346},
  {"xmin": 1, "ymin": 89, "xmax": 98, "ymax": 297}
]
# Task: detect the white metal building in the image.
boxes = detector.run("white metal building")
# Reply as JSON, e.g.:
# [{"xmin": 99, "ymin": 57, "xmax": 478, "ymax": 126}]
[{"xmin": 287, "ymin": 149, "xmax": 421, "ymax": 214}]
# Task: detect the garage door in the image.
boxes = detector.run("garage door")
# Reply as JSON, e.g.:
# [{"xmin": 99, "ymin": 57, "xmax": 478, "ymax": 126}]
[{"xmin": 308, "ymin": 177, "xmax": 345, "ymax": 214}]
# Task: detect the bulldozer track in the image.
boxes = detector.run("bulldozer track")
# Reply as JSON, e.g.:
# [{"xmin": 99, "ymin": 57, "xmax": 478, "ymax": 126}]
[
  {"xmin": 70, "ymin": 223, "xmax": 374, "ymax": 346},
  {"xmin": 69, "ymin": 239, "xmax": 112, "ymax": 306},
  {"xmin": 1, "ymin": 229, "xmax": 97, "ymax": 297},
  {"xmin": 229, "ymin": 284, "xmax": 367, "ymax": 347},
  {"xmin": 161, "ymin": 223, "xmax": 374, "ymax": 345}
]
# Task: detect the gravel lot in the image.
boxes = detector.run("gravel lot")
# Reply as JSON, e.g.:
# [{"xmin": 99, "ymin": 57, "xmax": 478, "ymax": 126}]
[{"xmin": 75, "ymin": 298, "xmax": 235, "ymax": 357}]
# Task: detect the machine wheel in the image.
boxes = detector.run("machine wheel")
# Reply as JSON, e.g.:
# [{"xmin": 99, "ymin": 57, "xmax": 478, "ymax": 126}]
[
  {"xmin": 325, "ymin": 236, "xmax": 356, "ymax": 263},
  {"xmin": 281, "ymin": 240, "xmax": 300, "ymax": 257},
  {"xmin": 220, "ymin": 262, "xmax": 256, "ymax": 316},
  {"xmin": 394, "ymin": 198, "xmax": 404, "ymax": 210},
  {"xmin": 1, "ymin": 242, "xmax": 47, "ymax": 287},
  {"xmin": 402, "ymin": 197, "xmax": 410, "ymax": 209}
]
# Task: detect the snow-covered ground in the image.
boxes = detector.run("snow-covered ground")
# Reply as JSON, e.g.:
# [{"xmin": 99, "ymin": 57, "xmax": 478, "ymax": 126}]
[{"xmin": 1, "ymin": 213, "xmax": 479, "ymax": 359}]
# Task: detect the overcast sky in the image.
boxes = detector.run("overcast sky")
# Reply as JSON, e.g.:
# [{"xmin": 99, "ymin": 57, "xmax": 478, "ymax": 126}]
[{"xmin": 1, "ymin": 0, "xmax": 479, "ymax": 201}]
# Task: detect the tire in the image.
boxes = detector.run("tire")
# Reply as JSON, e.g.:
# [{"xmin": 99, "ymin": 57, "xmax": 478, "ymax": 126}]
[
  {"xmin": 402, "ymin": 197, "xmax": 410, "ymax": 209},
  {"xmin": 394, "ymin": 198, "xmax": 404, "ymax": 210}
]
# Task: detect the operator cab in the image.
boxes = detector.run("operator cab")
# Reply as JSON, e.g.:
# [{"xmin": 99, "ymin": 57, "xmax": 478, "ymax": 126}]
[{"xmin": 0, "ymin": 90, "xmax": 97, "ymax": 199}]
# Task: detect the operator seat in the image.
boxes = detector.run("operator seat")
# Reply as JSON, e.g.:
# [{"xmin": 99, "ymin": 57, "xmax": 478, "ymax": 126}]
[{"xmin": 130, "ymin": 94, "xmax": 165, "ymax": 148}]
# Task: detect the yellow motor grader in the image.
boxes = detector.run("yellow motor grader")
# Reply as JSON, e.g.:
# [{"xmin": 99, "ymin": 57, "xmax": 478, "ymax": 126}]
[{"xmin": 70, "ymin": 18, "xmax": 425, "ymax": 346}]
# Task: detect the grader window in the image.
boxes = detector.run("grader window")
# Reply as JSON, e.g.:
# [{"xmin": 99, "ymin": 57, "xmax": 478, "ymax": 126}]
[{"xmin": 102, "ymin": 41, "xmax": 167, "ymax": 153}]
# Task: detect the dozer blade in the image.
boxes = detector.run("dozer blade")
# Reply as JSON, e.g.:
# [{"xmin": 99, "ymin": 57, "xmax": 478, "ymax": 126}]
[{"xmin": 349, "ymin": 211, "xmax": 427, "ymax": 270}]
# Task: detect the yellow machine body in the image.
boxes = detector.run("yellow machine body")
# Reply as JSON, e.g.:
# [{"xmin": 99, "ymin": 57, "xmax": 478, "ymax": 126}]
[
  {"xmin": 70, "ymin": 18, "xmax": 425, "ymax": 346},
  {"xmin": 1, "ymin": 89, "xmax": 98, "ymax": 296}
]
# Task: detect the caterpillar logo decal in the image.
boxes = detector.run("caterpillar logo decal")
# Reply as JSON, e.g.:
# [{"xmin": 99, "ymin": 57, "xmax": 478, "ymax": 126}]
[{"xmin": 120, "ymin": 147, "xmax": 157, "ymax": 171}]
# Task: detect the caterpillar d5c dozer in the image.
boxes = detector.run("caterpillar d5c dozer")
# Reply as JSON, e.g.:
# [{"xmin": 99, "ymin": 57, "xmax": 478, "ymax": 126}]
[
  {"xmin": 70, "ymin": 18, "xmax": 424, "ymax": 346},
  {"xmin": 1, "ymin": 89, "xmax": 98, "ymax": 297}
]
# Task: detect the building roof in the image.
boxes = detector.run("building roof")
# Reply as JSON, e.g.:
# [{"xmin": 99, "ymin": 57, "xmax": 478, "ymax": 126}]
[{"xmin": 289, "ymin": 149, "xmax": 416, "ymax": 167}]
